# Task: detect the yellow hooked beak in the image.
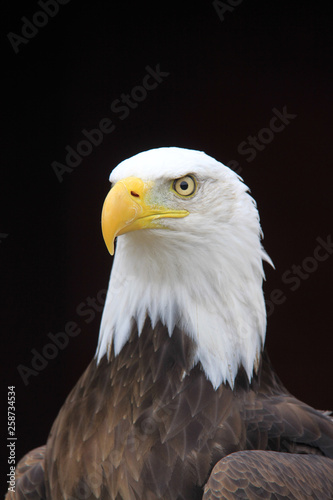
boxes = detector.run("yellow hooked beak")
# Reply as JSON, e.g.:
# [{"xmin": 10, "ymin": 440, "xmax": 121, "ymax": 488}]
[{"xmin": 101, "ymin": 177, "xmax": 189, "ymax": 255}]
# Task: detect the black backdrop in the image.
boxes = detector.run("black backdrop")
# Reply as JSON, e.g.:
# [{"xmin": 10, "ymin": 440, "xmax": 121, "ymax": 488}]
[{"xmin": 2, "ymin": 0, "xmax": 333, "ymax": 481}]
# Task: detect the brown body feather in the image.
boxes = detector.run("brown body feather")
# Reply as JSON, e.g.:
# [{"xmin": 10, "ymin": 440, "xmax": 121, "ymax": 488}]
[
  {"xmin": 7, "ymin": 320, "xmax": 333, "ymax": 499},
  {"xmin": 203, "ymin": 451, "xmax": 333, "ymax": 499}
]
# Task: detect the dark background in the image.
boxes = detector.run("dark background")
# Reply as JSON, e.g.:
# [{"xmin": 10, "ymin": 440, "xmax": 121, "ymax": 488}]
[{"xmin": 2, "ymin": 0, "xmax": 332, "ymax": 478}]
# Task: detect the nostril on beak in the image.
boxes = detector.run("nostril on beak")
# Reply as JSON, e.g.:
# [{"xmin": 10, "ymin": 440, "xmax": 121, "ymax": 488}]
[{"xmin": 131, "ymin": 191, "xmax": 140, "ymax": 198}]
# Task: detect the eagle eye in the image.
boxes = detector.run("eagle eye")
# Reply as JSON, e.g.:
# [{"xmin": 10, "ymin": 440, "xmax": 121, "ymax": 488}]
[{"xmin": 172, "ymin": 175, "xmax": 197, "ymax": 197}]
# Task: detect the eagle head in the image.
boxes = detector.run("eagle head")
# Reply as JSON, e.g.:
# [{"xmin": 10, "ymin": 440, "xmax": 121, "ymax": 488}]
[{"xmin": 97, "ymin": 147, "xmax": 273, "ymax": 389}]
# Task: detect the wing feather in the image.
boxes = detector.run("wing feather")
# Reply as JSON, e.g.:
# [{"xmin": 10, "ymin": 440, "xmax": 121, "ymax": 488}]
[
  {"xmin": 5, "ymin": 446, "xmax": 46, "ymax": 500},
  {"xmin": 203, "ymin": 450, "xmax": 333, "ymax": 499}
]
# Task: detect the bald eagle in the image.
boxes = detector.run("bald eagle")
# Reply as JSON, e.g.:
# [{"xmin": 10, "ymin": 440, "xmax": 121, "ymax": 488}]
[{"xmin": 9, "ymin": 148, "xmax": 333, "ymax": 499}]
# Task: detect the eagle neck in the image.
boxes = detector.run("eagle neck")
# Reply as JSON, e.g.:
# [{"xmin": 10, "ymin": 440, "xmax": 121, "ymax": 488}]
[{"xmin": 96, "ymin": 228, "xmax": 268, "ymax": 389}]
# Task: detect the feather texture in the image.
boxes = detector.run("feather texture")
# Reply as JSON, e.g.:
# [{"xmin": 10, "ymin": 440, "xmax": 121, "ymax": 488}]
[
  {"xmin": 9, "ymin": 320, "xmax": 332, "ymax": 499},
  {"xmin": 203, "ymin": 451, "xmax": 333, "ymax": 499},
  {"xmin": 7, "ymin": 148, "xmax": 333, "ymax": 499}
]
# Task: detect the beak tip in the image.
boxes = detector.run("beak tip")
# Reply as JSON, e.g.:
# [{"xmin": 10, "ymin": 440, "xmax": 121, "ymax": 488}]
[{"xmin": 106, "ymin": 239, "xmax": 115, "ymax": 256}]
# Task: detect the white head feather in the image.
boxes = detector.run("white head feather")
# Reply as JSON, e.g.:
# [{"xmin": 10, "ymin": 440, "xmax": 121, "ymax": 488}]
[{"xmin": 96, "ymin": 147, "xmax": 273, "ymax": 389}]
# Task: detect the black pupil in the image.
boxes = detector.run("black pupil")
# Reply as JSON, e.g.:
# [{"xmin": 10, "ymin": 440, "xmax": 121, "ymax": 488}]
[{"xmin": 180, "ymin": 180, "xmax": 189, "ymax": 191}]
